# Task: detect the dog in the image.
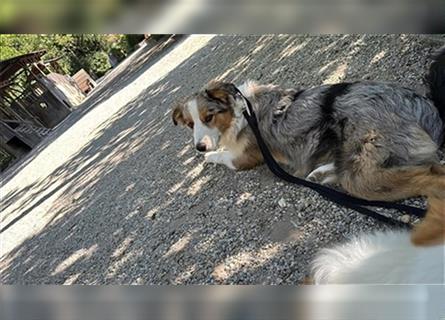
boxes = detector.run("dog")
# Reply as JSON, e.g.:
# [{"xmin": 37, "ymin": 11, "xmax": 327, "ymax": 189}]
[
  {"xmin": 172, "ymin": 46, "xmax": 445, "ymax": 247},
  {"xmin": 311, "ymin": 196, "xmax": 445, "ymax": 284}
]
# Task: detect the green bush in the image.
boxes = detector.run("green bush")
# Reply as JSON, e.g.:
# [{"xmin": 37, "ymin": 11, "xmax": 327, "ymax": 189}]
[
  {"xmin": 110, "ymin": 45, "xmax": 126, "ymax": 63},
  {"xmin": 88, "ymin": 51, "xmax": 112, "ymax": 78}
]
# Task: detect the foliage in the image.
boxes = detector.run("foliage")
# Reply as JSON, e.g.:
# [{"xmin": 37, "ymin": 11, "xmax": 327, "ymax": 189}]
[
  {"xmin": 109, "ymin": 46, "xmax": 126, "ymax": 63},
  {"xmin": 124, "ymin": 34, "xmax": 145, "ymax": 53},
  {"xmin": 107, "ymin": 35, "xmax": 129, "ymax": 63},
  {"xmin": 0, "ymin": 34, "xmax": 133, "ymax": 78},
  {"xmin": 87, "ymin": 51, "xmax": 112, "ymax": 78}
]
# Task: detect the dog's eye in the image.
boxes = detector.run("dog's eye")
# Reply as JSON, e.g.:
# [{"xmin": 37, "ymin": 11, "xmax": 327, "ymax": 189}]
[
  {"xmin": 187, "ymin": 122, "xmax": 194, "ymax": 129},
  {"xmin": 204, "ymin": 114, "xmax": 213, "ymax": 123}
]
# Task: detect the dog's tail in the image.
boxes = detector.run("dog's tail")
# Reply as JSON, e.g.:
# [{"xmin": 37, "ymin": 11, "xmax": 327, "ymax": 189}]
[
  {"xmin": 426, "ymin": 45, "xmax": 445, "ymax": 126},
  {"xmin": 411, "ymin": 195, "xmax": 445, "ymax": 246}
]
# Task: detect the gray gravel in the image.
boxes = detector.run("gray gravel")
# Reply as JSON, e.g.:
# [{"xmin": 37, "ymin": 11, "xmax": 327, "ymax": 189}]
[{"xmin": 1, "ymin": 35, "xmax": 444, "ymax": 284}]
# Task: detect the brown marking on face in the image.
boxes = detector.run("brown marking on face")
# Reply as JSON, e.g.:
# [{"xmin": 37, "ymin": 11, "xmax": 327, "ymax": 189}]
[
  {"xmin": 196, "ymin": 94, "xmax": 234, "ymax": 134},
  {"xmin": 173, "ymin": 82, "xmax": 239, "ymax": 153},
  {"xmin": 212, "ymin": 110, "xmax": 233, "ymax": 133}
]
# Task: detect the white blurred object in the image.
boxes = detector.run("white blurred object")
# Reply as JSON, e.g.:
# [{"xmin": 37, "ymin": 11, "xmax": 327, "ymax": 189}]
[
  {"xmin": 312, "ymin": 230, "xmax": 445, "ymax": 284},
  {"xmin": 107, "ymin": 0, "xmax": 445, "ymax": 33}
]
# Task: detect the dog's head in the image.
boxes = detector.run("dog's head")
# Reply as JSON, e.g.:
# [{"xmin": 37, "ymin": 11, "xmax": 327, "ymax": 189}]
[{"xmin": 172, "ymin": 82, "xmax": 240, "ymax": 152}]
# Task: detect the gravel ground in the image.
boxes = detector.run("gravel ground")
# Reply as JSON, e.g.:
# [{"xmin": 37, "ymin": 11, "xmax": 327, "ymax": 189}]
[{"xmin": 1, "ymin": 35, "xmax": 444, "ymax": 284}]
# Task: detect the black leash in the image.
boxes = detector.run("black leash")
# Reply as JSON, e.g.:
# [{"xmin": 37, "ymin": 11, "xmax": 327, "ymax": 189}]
[{"xmin": 237, "ymin": 89, "xmax": 426, "ymax": 229}]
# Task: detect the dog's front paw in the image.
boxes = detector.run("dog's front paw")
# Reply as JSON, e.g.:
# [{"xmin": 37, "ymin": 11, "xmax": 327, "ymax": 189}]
[
  {"xmin": 204, "ymin": 151, "xmax": 236, "ymax": 170},
  {"xmin": 204, "ymin": 151, "xmax": 221, "ymax": 165}
]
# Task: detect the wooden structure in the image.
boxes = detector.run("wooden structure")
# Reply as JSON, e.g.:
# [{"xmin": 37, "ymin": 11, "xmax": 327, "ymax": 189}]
[
  {"xmin": 0, "ymin": 50, "xmax": 85, "ymax": 168},
  {"xmin": 72, "ymin": 69, "xmax": 97, "ymax": 94}
]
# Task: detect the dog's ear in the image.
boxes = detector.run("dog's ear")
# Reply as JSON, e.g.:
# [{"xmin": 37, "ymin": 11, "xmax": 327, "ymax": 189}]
[
  {"xmin": 205, "ymin": 82, "xmax": 238, "ymax": 105},
  {"xmin": 172, "ymin": 101, "xmax": 185, "ymax": 126}
]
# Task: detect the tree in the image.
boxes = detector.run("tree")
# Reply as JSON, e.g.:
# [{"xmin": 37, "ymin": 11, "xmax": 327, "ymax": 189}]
[{"xmin": 0, "ymin": 34, "xmax": 126, "ymax": 78}]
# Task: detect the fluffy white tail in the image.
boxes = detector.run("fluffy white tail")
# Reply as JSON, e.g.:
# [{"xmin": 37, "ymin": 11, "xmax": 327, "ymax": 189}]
[{"xmin": 312, "ymin": 230, "xmax": 444, "ymax": 284}]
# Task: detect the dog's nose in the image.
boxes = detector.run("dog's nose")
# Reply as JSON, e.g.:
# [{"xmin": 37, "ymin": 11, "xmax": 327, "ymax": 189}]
[{"xmin": 196, "ymin": 143, "xmax": 207, "ymax": 152}]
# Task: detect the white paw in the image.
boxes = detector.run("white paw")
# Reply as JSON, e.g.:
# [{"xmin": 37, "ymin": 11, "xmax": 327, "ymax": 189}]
[
  {"xmin": 204, "ymin": 151, "xmax": 221, "ymax": 164},
  {"xmin": 307, "ymin": 163, "xmax": 337, "ymax": 184},
  {"xmin": 204, "ymin": 151, "xmax": 236, "ymax": 170}
]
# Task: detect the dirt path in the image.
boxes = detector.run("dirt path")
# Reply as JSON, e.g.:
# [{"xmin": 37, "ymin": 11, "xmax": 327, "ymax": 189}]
[{"xmin": 1, "ymin": 35, "xmax": 444, "ymax": 284}]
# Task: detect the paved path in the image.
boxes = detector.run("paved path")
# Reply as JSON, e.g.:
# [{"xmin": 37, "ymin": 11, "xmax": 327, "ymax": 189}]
[{"xmin": 1, "ymin": 35, "xmax": 444, "ymax": 284}]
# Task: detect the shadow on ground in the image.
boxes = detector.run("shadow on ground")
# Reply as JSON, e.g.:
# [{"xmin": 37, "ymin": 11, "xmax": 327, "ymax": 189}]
[
  {"xmin": 1, "ymin": 36, "xmax": 184, "ymax": 186},
  {"xmin": 1, "ymin": 35, "xmax": 443, "ymax": 284}
]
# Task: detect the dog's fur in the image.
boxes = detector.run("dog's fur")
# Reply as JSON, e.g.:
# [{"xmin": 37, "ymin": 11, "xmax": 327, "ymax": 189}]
[
  {"xmin": 309, "ymin": 49, "xmax": 445, "ymax": 284},
  {"xmin": 311, "ymin": 195, "xmax": 445, "ymax": 284},
  {"xmin": 311, "ymin": 230, "xmax": 444, "ymax": 284},
  {"xmin": 173, "ymin": 47, "xmax": 445, "ymax": 253}
]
